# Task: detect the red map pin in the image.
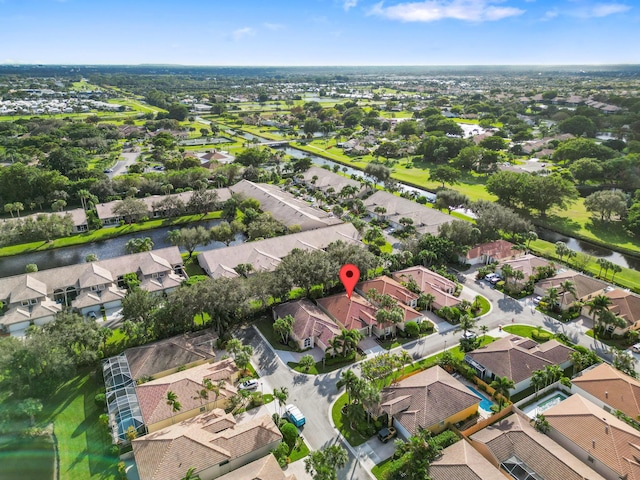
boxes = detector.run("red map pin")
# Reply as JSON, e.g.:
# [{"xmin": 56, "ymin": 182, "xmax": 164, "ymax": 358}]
[{"xmin": 339, "ymin": 264, "xmax": 360, "ymax": 299}]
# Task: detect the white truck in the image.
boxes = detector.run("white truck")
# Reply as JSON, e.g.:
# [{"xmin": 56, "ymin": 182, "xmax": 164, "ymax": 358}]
[{"xmin": 284, "ymin": 404, "xmax": 306, "ymax": 427}]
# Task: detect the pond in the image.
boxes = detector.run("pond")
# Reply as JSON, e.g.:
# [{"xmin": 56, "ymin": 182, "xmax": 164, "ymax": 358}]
[
  {"xmin": 0, "ymin": 220, "xmax": 245, "ymax": 279},
  {"xmin": 537, "ymin": 227, "xmax": 640, "ymax": 270}
]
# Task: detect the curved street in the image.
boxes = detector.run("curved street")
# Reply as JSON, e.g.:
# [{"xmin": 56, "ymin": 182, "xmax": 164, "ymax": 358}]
[{"xmin": 238, "ymin": 270, "xmax": 626, "ymax": 479}]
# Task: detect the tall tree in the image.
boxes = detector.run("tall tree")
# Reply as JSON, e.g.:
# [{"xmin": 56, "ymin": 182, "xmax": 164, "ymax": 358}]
[
  {"xmin": 490, "ymin": 376, "xmax": 515, "ymax": 411},
  {"xmin": 166, "ymin": 390, "xmax": 182, "ymax": 424},
  {"xmin": 305, "ymin": 445, "xmax": 348, "ymax": 480}
]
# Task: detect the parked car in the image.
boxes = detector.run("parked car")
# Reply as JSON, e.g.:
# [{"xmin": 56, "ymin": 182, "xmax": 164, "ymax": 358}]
[
  {"xmin": 284, "ymin": 404, "xmax": 306, "ymax": 427},
  {"xmin": 238, "ymin": 379, "xmax": 259, "ymax": 391},
  {"xmin": 632, "ymin": 343, "xmax": 640, "ymax": 353},
  {"xmin": 462, "ymin": 330, "xmax": 477, "ymax": 339},
  {"xmin": 103, "ymin": 168, "xmax": 113, "ymax": 173},
  {"xmin": 532, "ymin": 295, "xmax": 542, "ymax": 306},
  {"xmin": 377, "ymin": 426, "xmax": 397, "ymax": 443}
]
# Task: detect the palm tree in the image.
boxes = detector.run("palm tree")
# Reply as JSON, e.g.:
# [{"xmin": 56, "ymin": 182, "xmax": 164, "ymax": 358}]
[
  {"xmin": 398, "ymin": 349, "xmax": 413, "ymax": 367},
  {"xmin": 77, "ymin": 189, "xmax": 91, "ymax": 211},
  {"xmin": 273, "ymin": 386, "xmax": 289, "ymax": 415},
  {"xmin": 336, "ymin": 329, "xmax": 362, "ymax": 357},
  {"xmin": 531, "ymin": 369, "xmax": 546, "ymax": 397},
  {"xmin": 490, "ymin": 376, "xmax": 515, "ymax": 411},
  {"xmin": 181, "ymin": 467, "xmax": 201, "ymax": 480},
  {"xmin": 203, "ymin": 378, "xmax": 226, "ymax": 406},
  {"xmin": 611, "ymin": 264, "xmax": 622, "ymax": 283},
  {"xmin": 166, "ymin": 390, "xmax": 182, "ymax": 424},
  {"xmin": 533, "ymin": 413, "xmax": 550, "ymax": 433},
  {"xmin": 545, "ymin": 287, "xmax": 560, "ymax": 310},
  {"xmin": 418, "ymin": 292, "xmax": 436, "ymax": 311},
  {"xmin": 555, "ymin": 242, "xmax": 569, "ymax": 262},
  {"xmin": 587, "ymin": 294, "xmax": 613, "ymax": 338},
  {"xmin": 458, "ymin": 314, "xmax": 477, "ymax": 337},
  {"xmin": 596, "ymin": 258, "xmax": 607, "ymax": 278},
  {"xmin": 193, "ymin": 387, "xmax": 208, "ymax": 406},
  {"xmin": 525, "ymin": 231, "xmax": 538, "ymax": 251},
  {"xmin": 479, "ymin": 325, "xmax": 489, "ymax": 336},
  {"xmin": 559, "ymin": 280, "xmax": 577, "ymax": 308},
  {"xmin": 337, "ymin": 369, "xmax": 359, "ymax": 405}
]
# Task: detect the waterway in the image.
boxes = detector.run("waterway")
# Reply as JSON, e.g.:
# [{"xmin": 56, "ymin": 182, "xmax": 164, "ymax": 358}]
[{"xmin": 0, "ymin": 220, "xmax": 245, "ymax": 279}]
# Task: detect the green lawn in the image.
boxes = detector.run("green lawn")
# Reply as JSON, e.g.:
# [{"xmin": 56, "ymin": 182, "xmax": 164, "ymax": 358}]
[
  {"xmin": 471, "ymin": 295, "xmax": 491, "ymax": 317},
  {"xmin": 287, "ymin": 353, "xmax": 363, "ymax": 375},
  {"xmin": 254, "ymin": 316, "xmax": 300, "ymax": 352},
  {"xmin": 182, "ymin": 253, "xmax": 206, "ymax": 276},
  {"xmin": 372, "ymin": 457, "xmax": 394, "ymax": 480},
  {"xmin": 289, "ymin": 439, "xmax": 310, "ymax": 463},
  {"xmin": 331, "ymin": 393, "xmax": 371, "ymax": 447},
  {"xmin": 585, "ymin": 329, "xmax": 629, "ymax": 349},
  {"xmin": 43, "ymin": 371, "xmax": 118, "ymax": 480},
  {"xmin": 502, "ymin": 325, "xmax": 555, "ymax": 341}
]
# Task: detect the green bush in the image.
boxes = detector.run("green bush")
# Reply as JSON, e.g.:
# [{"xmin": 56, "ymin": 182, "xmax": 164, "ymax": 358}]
[
  {"xmin": 405, "ymin": 321, "xmax": 420, "ymax": 337},
  {"xmin": 272, "ymin": 442, "xmax": 290, "ymax": 468},
  {"xmin": 109, "ymin": 444, "xmax": 120, "ymax": 457},
  {"xmin": 432, "ymin": 430, "xmax": 459, "ymax": 449},
  {"xmin": 280, "ymin": 422, "xmax": 299, "ymax": 451},
  {"xmin": 94, "ymin": 392, "xmax": 106, "ymax": 408},
  {"xmin": 419, "ymin": 321, "xmax": 434, "ymax": 333}
]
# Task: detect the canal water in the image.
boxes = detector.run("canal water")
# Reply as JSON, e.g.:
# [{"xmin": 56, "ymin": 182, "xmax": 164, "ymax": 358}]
[{"xmin": 0, "ymin": 220, "xmax": 245, "ymax": 279}]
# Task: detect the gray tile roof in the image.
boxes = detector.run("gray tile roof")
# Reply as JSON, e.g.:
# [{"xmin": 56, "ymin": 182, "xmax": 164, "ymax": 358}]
[{"xmin": 197, "ymin": 223, "xmax": 362, "ymax": 278}]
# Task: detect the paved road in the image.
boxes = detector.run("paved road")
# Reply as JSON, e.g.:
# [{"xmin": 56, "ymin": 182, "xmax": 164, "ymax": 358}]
[
  {"xmin": 107, "ymin": 151, "xmax": 141, "ymax": 178},
  {"xmin": 237, "ymin": 268, "xmax": 625, "ymax": 479}
]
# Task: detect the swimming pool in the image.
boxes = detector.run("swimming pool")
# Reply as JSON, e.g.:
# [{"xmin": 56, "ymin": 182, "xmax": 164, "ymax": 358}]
[
  {"xmin": 521, "ymin": 391, "xmax": 569, "ymax": 418},
  {"xmin": 466, "ymin": 385, "xmax": 495, "ymax": 412}
]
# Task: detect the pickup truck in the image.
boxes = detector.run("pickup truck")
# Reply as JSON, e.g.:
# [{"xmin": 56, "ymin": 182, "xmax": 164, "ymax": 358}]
[{"xmin": 284, "ymin": 404, "xmax": 306, "ymax": 427}]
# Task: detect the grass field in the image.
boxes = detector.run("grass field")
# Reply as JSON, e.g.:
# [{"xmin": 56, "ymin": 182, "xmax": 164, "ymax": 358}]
[{"xmin": 45, "ymin": 371, "xmax": 117, "ymax": 480}]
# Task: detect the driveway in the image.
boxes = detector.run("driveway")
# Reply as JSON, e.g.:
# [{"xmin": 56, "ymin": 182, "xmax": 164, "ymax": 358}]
[{"xmin": 108, "ymin": 151, "xmax": 141, "ymax": 178}]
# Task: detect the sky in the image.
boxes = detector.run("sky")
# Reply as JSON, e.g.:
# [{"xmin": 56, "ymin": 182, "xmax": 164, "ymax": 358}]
[{"xmin": 0, "ymin": 0, "xmax": 638, "ymax": 66}]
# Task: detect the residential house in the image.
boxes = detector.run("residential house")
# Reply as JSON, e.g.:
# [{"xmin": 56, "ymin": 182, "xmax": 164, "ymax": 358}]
[
  {"xmin": 136, "ymin": 358, "xmax": 240, "ymax": 433},
  {"xmin": 377, "ymin": 366, "xmax": 480, "ymax": 438},
  {"xmin": 584, "ymin": 288, "xmax": 640, "ymax": 336},
  {"xmin": 461, "ymin": 239, "xmax": 522, "ymax": 266},
  {"xmin": 316, "ymin": 292, "xmax": 378, "ymax": 339},
  {"xmin": 102, "ymin": 331, "xmax": 217, "ymax": 442},
  {"xmin": 199, "ymin": 150, "xmax": 235, "ymax": 166},
  {"xmin": 216, "ymin": 454, "xmax": 296, "ymax": 480},
  {"xmin": 197, "ymin": 223, "xmax": 362, "ymax": 279},
  {"xmin": 0, "ymin": 208, "xmax": 89, "ymax": 234},
  {"xmin": 469, "ymin": 411, "xmax": 606, "ymax": 480},
  {"xmin": 464, "ymin": 334, "xmax": 573, "ymax": 394},
  {"xmin": 429, "ymin": 439, "xmax": 506, "ymax": 480},
  {"xmin": 356, "ymin": 276, "xmax": 419, "ymax": 309},
  {"xmin": 545, "ymin": 394, "xmax": 640, "ymax": 479},
  {"xmin": 132, "ymin": 409, "xmax": 282, "ymax": 480},
  {"xmin": 363, "ymin": 190, "xmax": 453, "ymax": 236},
  {"xmin": 272, "ymin": 299, "xmax": 341, "ymax": 352},
  {"xmin": 392, "ymin": 266, "xmax": 461, "ymax": 310},
  {"xmin": 497, "ymin": 254, "xmax": 551, "ymax": 284},
  {"xmin": 296, "ymin": 166, "xmax": 362, "ymax": 197},
  {"xmin": 534, "ymin": 270, "xmax": 609, "ymax": 311},
  {"xmin": 124, "ymin": 331, "xmax": 217, "ymax": 382},
  {"xmin": 0, "ymin": 247, "xmax": 186, "ymax": 336},
  {"xmin": 229, "ymin": 180, "xmax": 342, "ymax": 231},
  {"xmin": 95, "ymin": 189, "xmax": 231, "ymax": 226},
  {"xmin": 571, "ymin": 363, "xmax": 640, "ymax": 420},
  {"xmin": 355, "ymin": 276, "xmax": 425, "ymax": 336}
]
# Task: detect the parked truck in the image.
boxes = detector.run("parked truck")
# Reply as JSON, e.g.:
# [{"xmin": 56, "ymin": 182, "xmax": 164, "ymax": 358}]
[{"xmin": 284, "ymin": 404, "xmax": 306, "ymax": 427}]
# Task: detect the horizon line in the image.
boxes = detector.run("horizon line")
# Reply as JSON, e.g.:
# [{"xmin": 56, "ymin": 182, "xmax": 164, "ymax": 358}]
[{"xmin": 2, "ymin": 63, "xmax": 640, "ymax": 68}]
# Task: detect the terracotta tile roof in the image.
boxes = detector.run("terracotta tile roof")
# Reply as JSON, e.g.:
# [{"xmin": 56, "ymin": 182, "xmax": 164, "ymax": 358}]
[
  {"xmin": 379, "ymin": 366, "xmax": 479, "ymax": 435},
  {"xmin": 470, "ymin": 411, "xmax": 606, "ymax": 480},
  {"xmin": 392, "ymin": 266, "xmax": 460, "ymax": 310},
  {"xmin": 125, "ymin": 331, "xmax": 217, "ymax": 380},
  {"xmin": 430, "ymin": 439, "xmax": 502, "ymax": 480},
  {"xmin": 216, "ymin": 454, "xmax": 296, "ymax": 480},
  {"xmin": 544, "ymin": 394, "xmax": 640, "ymax": 479},
  {"xmin": 356, "ymin": 276, "xmax": 419, "ymax": 306},
  {"xmin": 466, "ymin": 335, "xmax": 573, "ymax": 384},
  {"xmin": 273, "ymin": 299, "xmax": 341, "ymax": 350},
  {"xmin": 465, "ymin": 239, "xmax": 521, "ymax": 262},
  {"xmin": 572, "ymin": 363, "xmax": 640, "ymax": 419},
  {"xmin": 499, "ymin": 254, "xmax": 551, "ymax": 281},
  {"xmin": 316, "ymin": 292, "xmax": 377, "ymax": 331},
  {"xmin": 132, "ymin": 409, "xmax": 282, "ymax": 480},
  {"xmin": 136, "ymin": 359, "xmax": 239, "ymax": 426}
]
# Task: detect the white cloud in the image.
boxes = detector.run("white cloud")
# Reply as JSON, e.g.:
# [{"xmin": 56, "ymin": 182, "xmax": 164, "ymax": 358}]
[
  {"xmin": 263, "ymin": 22, "xmax": 284, "ymax": 30},
  {"xmin": 344, "ymin": 0, "xmax": 358, "ymax": 10},
  {"xmin": 369, "ymin": 0, "xmax": 525, "ymax": 22},
  {"xmin": 543, "ymin": 2, "xmax": 631, "ymax": 19},
  {"xmin": 232, "ymin": 27, "xmax": 255, "ymax": 40}
]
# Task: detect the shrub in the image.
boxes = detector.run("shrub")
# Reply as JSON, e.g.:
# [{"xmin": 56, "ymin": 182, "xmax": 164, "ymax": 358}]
[
  {"xmin": 109, "ymin": 444, "xmax": 120, "ymax": 456},
  {"xmin": 117, "ymin": 461, "xmax": 127, "ymax": 479},
  {"xmin": 432, "ymin": 430, "xmax": 459, "ymax": 449},
  {"xmin": 280, "ymin": 422, "xmax": 299, "ymax": 451},
  {"xmin": 272, "ymin": 442, "xmax": 290, "ymax": 468},
  {"xmin": 94, "ymin": 392, "xmax": 106, "ymax": 408},
  {"xmin": 419, "ymin": 321, "xmax": 434, "ymax": 333},
  {"xmin": 249, "ymin": 392, "xmax": 265, "ymax": 408},
  {"xmin": 404, "ymin": 321, "xmax": 419, "ymax": 337}
]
